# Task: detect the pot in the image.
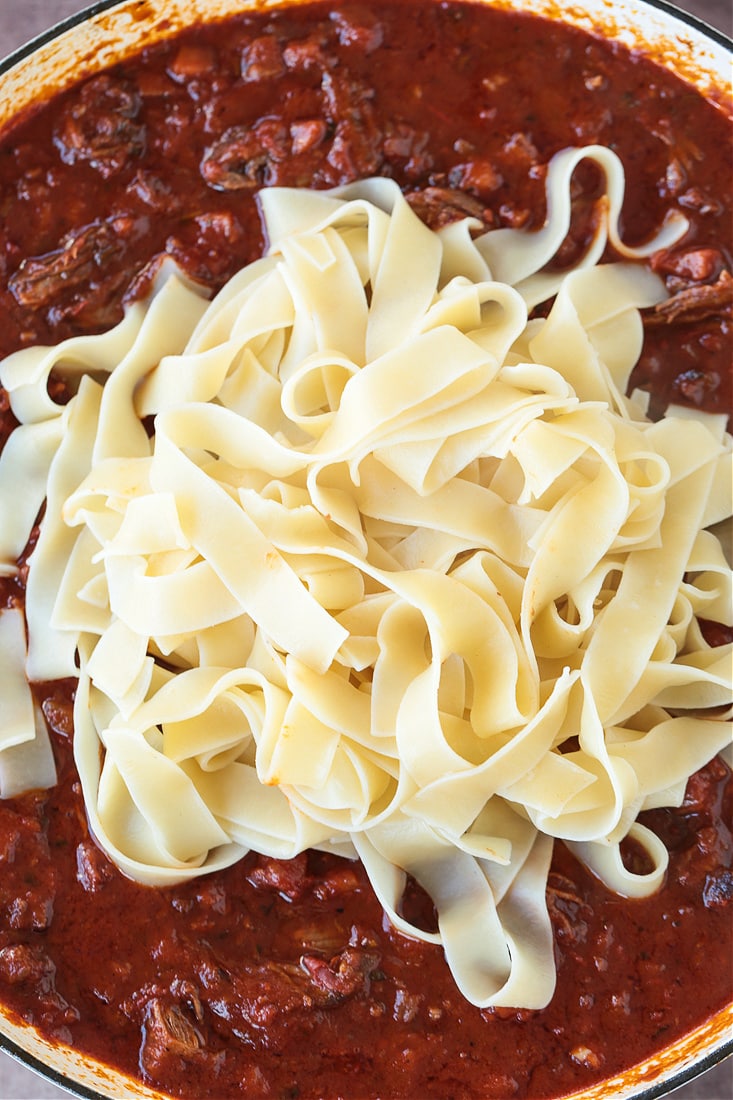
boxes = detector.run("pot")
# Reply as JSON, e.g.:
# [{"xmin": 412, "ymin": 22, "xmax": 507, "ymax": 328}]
[{"xmin": 0, "ymin": 2, "xmax": 730, "ymax": 1099}]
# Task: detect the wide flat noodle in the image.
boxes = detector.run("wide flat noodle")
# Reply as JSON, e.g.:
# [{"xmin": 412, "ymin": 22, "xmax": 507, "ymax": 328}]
[
  {"xmin": 0, "ymin": 608, "xmax": 57, "ymax": 798},
  {"xmin": 0, "ymin": 147, "xmax": 730, "ymax": 1011}
]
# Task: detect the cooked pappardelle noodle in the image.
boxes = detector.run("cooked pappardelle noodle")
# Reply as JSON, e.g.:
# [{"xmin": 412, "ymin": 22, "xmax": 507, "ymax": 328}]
[{"xmin": 0, "ymin": 146, "xmax": 731, "ymax": 1010}]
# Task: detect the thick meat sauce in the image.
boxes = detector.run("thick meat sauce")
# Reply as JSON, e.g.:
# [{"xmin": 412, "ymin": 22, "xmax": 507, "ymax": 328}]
[
  {"xmin": 0, "ymin": 2, "xmax": 731, "ymax": 1097},
  {"xmin": 0, "ymin": 718, "xmax": 730, "ymax": 1099}
]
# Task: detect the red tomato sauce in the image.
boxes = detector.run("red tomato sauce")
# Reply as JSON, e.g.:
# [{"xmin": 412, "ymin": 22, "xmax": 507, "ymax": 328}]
[{"xmin": 0, "ymin": 3, "xmax": 731, "ymax": 1098}]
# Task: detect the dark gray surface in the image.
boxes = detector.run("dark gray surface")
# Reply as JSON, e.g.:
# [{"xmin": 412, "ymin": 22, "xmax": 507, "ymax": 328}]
[{"xmin": 0, "ymin": 1, "xmax": 731, "ymax": 1098}]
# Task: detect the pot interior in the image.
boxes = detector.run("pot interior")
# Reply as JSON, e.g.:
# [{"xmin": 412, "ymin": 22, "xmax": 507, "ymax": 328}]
[{"xmin": 0, "ymin": 3, "xmax": 730, "ymax": 1099}]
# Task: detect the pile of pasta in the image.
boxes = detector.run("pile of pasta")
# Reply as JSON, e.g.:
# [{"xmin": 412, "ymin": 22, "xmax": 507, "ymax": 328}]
[{"xmin": 1, "ymin": 147, "xmax": 731, "ymax": 1010}]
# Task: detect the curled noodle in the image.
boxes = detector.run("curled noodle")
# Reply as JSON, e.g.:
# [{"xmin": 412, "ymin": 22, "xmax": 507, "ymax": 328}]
[{"xmin": 0, "ymin": 147, "xmax": 730, "ymax": 1010}]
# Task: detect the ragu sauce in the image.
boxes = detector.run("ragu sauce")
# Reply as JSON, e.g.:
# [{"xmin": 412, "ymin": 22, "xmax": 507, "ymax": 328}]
[{"xmin": 0, "ymin": 2, "xmax": 731, "ymax": 1098}]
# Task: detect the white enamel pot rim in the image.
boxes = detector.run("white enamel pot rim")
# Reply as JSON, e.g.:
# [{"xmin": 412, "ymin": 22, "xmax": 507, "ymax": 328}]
[{"xmin": 0, "ymin": 1, "xmax": 731, "ymax": 1098}]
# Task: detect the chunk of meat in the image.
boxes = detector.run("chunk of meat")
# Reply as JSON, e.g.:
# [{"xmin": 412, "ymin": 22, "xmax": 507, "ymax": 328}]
[
  {"xmin": 703, "ymin": 869, "xmax": 733, "ymax": 909},
  {"xmin": 448, "ymin": 158, "xmax": 504, "ymax": 196},
  {"xmin": 3, "ymin": 890, "xmax": 54, "ymax": 932},
  {"xmin": 330, "ymin": 6, "xmax": 385, "ymax": 53},
  {"xmin": 8, "ymin": 221, "xmax": 124, "ymax": 311},
  {"xmin": 245, "ymin": 854, "xmax": 362, "ymax": 905},
  {"xmin": 167, "ymin": 43, "xmax": 217, "ymax": 81},
  {"xmin": 672, "ymin": 367, "xmax": 722, "ymax": 407},
  {"xmin": 678, "ymin": 187, "xmax": 724, "ymax": 216},
  {"xmin": 201, "ymin": 66, "xmax": 382, "ymax": 191},
  {"xmin": 0, "ymin": 943, "xmax": 79, "ymax": 1039},
  {"xmin": 164, "ymin": 210, "xmax": 244, "ymax": 281},
  {"xmin": 246, "ymin": 852, "xmax": 310, "ymax": 900},
  {"xmin": 649, "ymin": 270, "xmax": 733, "ymax": 325},
  {"xmin": 321, "ymin": 72, "xmax": 383, "ymax": 181},
  {"xmin": 290, "ymin": 119, "xmax": 328, "ymax": 155},
  {"xmin": 170, "ymin": 978, "xmax": 205, "ymax": 1023},
  {"xmin": 200, "ymin": 118, "xmax": 289, "ymax": 190},
  {"xmin": 138, "ymin": 985, "xmax": 273, "ymax": 1091},
  {"xmin": 241, "ymin": 35, "xmax": 285, "ymax": 81},
  {"xmin": 300, "ymin": 947, "xmax": 380, "ymax": 1000},
  {"xmin": 41, "ymin": 691, "xmax": 74, "ymax": 739},
  {"xmin": 546, "ymin": 871, "xmax": 591, "ymax": 950},
  {"xmin": 76, "ymin": 839, "xmax": 114, "ymax": 894},
  {"xmin": 676, "ymin": 762, "xmax": 731, "ymax": 886},
  {"xmin": 651, "ymin": 246, "xmax": 725, "ymax": 283},
  {"xmin": 501, "ymin": 130, "xmax": 540, "ymax": 169},
  {"xmin": 194, "ymin": 941, "xmax": 380, "ymax": 1049},
  {"xmin": 197, "ymin": 957, "xmax": 320, "ymax": 1039},
  {"xmin": 139, "ymin": 997, "xmax": 205, "ymax": 1076},
  {"xmin": 405, "ymin": 186, "xmax": 493, "ymax": 230},
  {"xmin": 0, "ymin": 806, "xmax": 56, "ymax": 931},
  {"xmin": 310, "ymin": 863, "xmax": 362, "ymax": 900},
  {"xmin": 127, "ymin": 169, "xmax": 182, "ymax": 213},
  {"xmin": 0, "ymin": 943, "xmax": 55, "ymax": 989},
  {"xmin": 282, "ymin": 32, "xmax": 331, "ymax": 73},
  {"xmin": 382, "ymin": 123, "xmax": 433, "ymax": 179},
  {"xmin": 53, "ymin": 75, "xmax": 145, "ymax": 177},
  {"xmin": 682, "ymin": 756, "xmax": 730, "ymax": 814}
]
